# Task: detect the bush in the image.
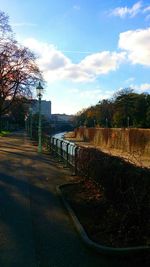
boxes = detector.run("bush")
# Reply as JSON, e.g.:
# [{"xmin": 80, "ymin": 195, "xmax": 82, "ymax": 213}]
[{"xmin": 76, "ymin": 147, "xmax": 150, "ymax": 245}]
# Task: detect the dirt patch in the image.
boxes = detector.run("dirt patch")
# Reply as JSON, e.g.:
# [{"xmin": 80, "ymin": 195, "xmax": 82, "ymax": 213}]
[{"xmin": 61, "ymin": 179, "xmax": 150, "ymax": 249}]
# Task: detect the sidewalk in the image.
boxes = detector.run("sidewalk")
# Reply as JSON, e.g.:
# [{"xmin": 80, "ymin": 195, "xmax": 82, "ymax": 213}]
[{"xmin": 0, "ymin": 132, "xmax": 131, "ymax": 267}]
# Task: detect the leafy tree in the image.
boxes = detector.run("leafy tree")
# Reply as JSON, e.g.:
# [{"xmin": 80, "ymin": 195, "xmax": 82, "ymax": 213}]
[
  {"xmin": 146, "ymin": 95, "xmax": 150, "ymax": 128},
  {"xmin": 74, "ymin": 88, "xmax": 150, "ymax": 129},
  {"xmin": 133, "ymin": 93, "xmax": 148, "ymax": 128},
  {"xmin": 113, "ymin": 88, "xmax": 137, "ymax": 127},
  {"xmin": 97, "ymin": 99, "xmax": 114, "ymax": 127},
  {"xmin": 74, "ymin": 108, "xmax": 87, "ymax": 127},
  {"xmin": 146, "ymin": 108, "xmax": 150, "ymax": 128}
]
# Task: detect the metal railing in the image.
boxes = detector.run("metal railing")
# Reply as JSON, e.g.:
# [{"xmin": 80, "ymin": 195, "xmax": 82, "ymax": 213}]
[{"xmin": 44, "ymin": 135, "xmax": 79, "ymax": 175}]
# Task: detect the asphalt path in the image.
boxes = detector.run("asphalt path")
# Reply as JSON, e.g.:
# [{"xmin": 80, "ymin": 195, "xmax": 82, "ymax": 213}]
[{"xmin": 0, "ymin": 132, "xmax": 140, "ymax": 267}]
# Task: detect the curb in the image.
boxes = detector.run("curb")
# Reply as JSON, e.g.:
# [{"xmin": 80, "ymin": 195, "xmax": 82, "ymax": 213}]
[{"xmin": 56, "ymin": 183, "xmax": 150, "ymax": 256}]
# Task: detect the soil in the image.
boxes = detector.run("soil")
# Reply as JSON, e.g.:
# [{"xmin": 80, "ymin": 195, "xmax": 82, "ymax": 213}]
[{"xmin": 61, "ymin": 178, "xmax": 150, "ymax": 249}]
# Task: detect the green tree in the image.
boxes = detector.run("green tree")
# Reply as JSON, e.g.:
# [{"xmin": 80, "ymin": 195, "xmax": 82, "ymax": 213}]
[
  {"xmin": 74, "ymin": 108, "xmax": 87, "ymax": 127},
  {"xmin": 146, "ymin": 94, "xmax": 150, "ymax": 128},
  {"xmin": 113, "ymin": 88, "xmax": 137, "ymax": 127},
  {"xmin": 74, "ymin": 88, "xmax": 150, "ymax": 130},
  {"xmin": 97, "ymin": 99, "xmax": 114, "ymax": 127},
  {"xmin": 133, "ymin": 93, "xmax": 148, "ymax": 128}
]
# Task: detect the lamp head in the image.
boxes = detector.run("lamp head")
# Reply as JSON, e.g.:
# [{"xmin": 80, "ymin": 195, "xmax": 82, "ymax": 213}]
[{"xmin": 36, "ymin": 82, "xmax": 44, "ymax": 98}]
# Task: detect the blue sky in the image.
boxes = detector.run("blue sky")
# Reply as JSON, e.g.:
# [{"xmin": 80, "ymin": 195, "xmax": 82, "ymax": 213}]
[{"xmin": 1, "ymin": 0, "xmax": 150, "ymax": 114}]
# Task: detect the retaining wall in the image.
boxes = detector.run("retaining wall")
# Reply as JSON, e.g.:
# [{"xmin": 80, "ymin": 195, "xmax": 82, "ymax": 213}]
[{"xmin": 74, "ymin": 127, "xmax": 150, "ymax": 159}]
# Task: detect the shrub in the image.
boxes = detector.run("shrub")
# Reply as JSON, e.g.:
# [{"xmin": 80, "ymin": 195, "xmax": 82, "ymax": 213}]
[{"xmin": 76, "ymin": 147, "xmax": 150, "ymax": 245}]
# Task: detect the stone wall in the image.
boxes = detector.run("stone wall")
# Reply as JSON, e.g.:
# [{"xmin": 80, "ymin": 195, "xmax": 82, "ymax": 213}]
[{"xmin": 74, "ymin": 127, "xmax": 150, "ymax": 159}]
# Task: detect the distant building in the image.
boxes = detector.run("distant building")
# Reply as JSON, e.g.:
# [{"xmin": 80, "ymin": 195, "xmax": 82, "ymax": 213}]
[{"xmin": 30, "ymin": 100, "xmax": 51, "ymax": 119}]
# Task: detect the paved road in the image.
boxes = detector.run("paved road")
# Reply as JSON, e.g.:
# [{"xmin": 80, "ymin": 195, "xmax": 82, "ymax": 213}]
[{"xmin": 0, "ymin": 132, "xmax": 144, "ymax": 267}]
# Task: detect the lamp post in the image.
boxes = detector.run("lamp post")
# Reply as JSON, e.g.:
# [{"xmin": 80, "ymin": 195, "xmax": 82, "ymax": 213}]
[
  {"xmin": 127, "ymin": 116, "xmax": 130, "ymax": 128},
  {"xmin": 105, "ymin": 118, "xmax": 108, "ymax": 128},
  {"xmin": 36, "ymin": 82, "xmax": 44, "ymax": 153},
  {"xmin": 29, "ymin": 107, "xmax": 33, "ymax": 139}
]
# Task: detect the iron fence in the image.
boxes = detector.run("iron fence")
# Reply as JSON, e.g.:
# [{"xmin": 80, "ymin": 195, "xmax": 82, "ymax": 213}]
[{"xmin": 44, "ymin": 135, "xmax": 79, "ymax": 175}]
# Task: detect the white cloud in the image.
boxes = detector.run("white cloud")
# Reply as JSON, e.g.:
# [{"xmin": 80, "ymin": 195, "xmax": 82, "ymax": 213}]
[
  {"xmin": 125, "ymin": 77, "xmax": 135, "ymax": 83},
  {"xmin": 23, "ymin": 38, "xmax": 72, "ymax": 82},
  {"xmin": 118, "ymin": 28, "xmax": 150, "ymax": 65},
  {"xmin": 117, "ymin": 83, "xmax": 150, "ymax": 93},
  {"xmin": 145, "ymin": 14, "xmax": 150, "ymax": 21},
  {"xmin": 142, "ymin": 5, "xmax": 150, "ymax": 20},
  {"xmin": 79, "ymin": 89, "xmax": 102, "ymax": 99},
  {"xmin": 80, "ymin": 51, "xmax": 126, "ymax": 75},
  {"xmin": 131, "ymin": 83, "xmax": 150, "ymax": 92},
  {"xmin": 143, "ymin": 6, "xmax": 150, "ymax": 13},
  {"xmin": 111, "ymin": 1, "xmax": 142, "ymax": 18},
  {"xmin": 79, "ymin": 89, "xmax": 112, "ymax": 100},
  {"xmin": 23, "ymin": 38, "xmax": 125, "ymax": 83},
  {"xmin": 61, "ymin": 64, "xmax": 95, "ymax": 82},
  {"xmin": 23, "ymin": 38, "xmax": 70, "ymax": 71}
]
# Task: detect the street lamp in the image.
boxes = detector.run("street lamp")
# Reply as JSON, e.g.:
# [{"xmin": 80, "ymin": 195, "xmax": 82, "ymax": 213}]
[
  {"xmin": 29, "ymin": 107, "xmax": 33, "ymax": 139},
  {"xmin": 105, "ymin": 118, "xmax": 108, "ymax": 128},
  {"xmin": 36, "ymin": 81, "xmax": 44, "ymax": 153},
  {"xmin": 127, "ymin": 116, "xmax": 130, "ymax": 128}
]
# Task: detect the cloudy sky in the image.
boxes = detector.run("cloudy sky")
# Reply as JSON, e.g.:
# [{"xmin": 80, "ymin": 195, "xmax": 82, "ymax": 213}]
[{"xmin": 1, "ymin": 0, "xmax": 150, "ymax": 114}]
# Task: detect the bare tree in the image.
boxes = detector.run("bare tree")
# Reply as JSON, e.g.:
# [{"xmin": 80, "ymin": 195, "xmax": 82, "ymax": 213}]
[
  {"xmin": 0, "ymin": 10, "xmax": 12, "ymax": 38},
  {"xmin": 0, "ymin": 10, "xmax": 43, "ymax": 120}
]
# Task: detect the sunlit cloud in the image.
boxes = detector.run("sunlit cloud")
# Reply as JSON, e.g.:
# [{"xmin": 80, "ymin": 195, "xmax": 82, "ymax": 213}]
[
  {"xmin": 119, "ymin": 27, "xmax": 150, "ymax": 66},
  {"xmin": 118, "ymin": 83, "xmax": 150, "ymax": 93},
  {"xmin": 143, "ymin": 6, "xmax": 150, "ymax": 13},
  {"xmin": 80, "ymin": 51, "xmax": 126, "ymax": 75},
  {"xmin": 23, "ymin": 38, "xmax": 126, "ymax": 83},
  {"xmin": 110, "ymin": 1, "xmax": 150, "ymax": 20},
  {"xmin": 110, "ymin": 1, "xmax": 142, "ymax": 18},
  {"xmin": 125, "ymin": 77, "xmax": 135, "ymax": 84},
  {"xmin": 79, "ymin": 89, "xmax": 112, "ymax": 100},
  {"xmin": 131, "ymin": 83, "xmax": 150, "ymax": 92}
]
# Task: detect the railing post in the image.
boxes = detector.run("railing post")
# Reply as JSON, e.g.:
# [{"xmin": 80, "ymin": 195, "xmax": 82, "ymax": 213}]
[
  {"xmin": 58, "ymin": 140, "xmax": 63, "ymax": 162},
  {"xmin": 48, "ymin": 136, "xmax": 52, "ymax": 153},
  {"xmin": 66, "ymin": 143, "xmax": 69, "ymax": 167},
  {"xmin": 56, "ymin": 138, "xmax": 59, "ymax": 160},
  {"xmin": 74, "ymin": 146, "xmax": 78, "ymax": 176},
  {"xmin": 63, "ymin": 142, "xmax": 69, "ymax": 168},
  {"xmin": 52, "ymin": 137, "xmax": 57, "ymax": 157},
  {"xmin": 51, "ymin": 137, "xmax": 54, "ymax": 155}
]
